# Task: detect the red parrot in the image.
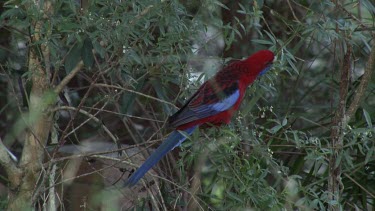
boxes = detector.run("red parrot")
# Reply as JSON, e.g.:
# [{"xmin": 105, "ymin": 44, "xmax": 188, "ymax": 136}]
[{"xmin": 125, "ymin": 50, "xmax": 275, "ymax": 187}]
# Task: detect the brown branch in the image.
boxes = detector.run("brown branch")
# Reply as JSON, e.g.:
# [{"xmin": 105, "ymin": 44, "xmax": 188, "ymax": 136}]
[
  {"xmin": 286, "ymin": 0, "xmax": 301, "ymax": 23},
  {"xmin": 329, "ymin": 0, "xmax": 371, "ymax": 31},
  {"xmin": 94, "ymin": 83, "xmax": 178, "ymax": 108},
  {"xmin": 51, "ymin": 55, "xmax": 113, "ymax": 160},
  {"xmin": 327, "ymin": 33, "xmax": 374, "ymax": 211},
  {"xmin": 54, "ymin": 60, "xmax": 84, "ymax": 94},
  {"xmin": 343, "ymin": 173, "xmax": 375, "ymax": 199},
  {"xmin": 0, "ymin": 138, "xmax": 22, "ymax": 187},
  {"xmin": 7, "ymin": 1, "xmax": 57, "ymax": 210},
  {"xmin": 53, "ymin": 106, "xmax": 119, "ymax": 145},
  {"xmin": 346, "ymin": 37, "xmax": 375, "ymax": 119},
  {"xmin": 328, "ymin": 40, "xmax": 352, "ymax": 210}
]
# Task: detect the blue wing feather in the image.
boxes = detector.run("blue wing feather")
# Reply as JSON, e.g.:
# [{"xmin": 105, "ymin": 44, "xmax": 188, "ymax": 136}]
[
  {"xmin": 259, "ymin": 64, "xmax": 272, "ymax": 76},
  {"xmin": 189, "ymin": 89, "xmax": 239, "ymax": 116},
  {"xmin": 169, "ymin": 81, "xmax": 240, "ymax": 128},
  {"xmin": 124, "ymin": 126, "xmax": 197, "ymax": 187},
  {"xmin": 207, "ymin": 89, "xmax": 240, "ymax": 112}
]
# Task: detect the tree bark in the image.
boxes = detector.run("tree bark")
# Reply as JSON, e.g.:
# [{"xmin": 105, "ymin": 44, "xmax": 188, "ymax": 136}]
[
  {"xmin": 328, "ymin": 35, "xmax": 375, "ymax": 210},
  {"xmin": 7, "ymin": 32, "xmax": 54, "ymax": 211},
  {"xmin": 6, "ymin": 1, "xmax": 54, "ymax": 210},
  {"xmin": 328, "ymin": 43, "xmax": 351, "ymax": 211}
]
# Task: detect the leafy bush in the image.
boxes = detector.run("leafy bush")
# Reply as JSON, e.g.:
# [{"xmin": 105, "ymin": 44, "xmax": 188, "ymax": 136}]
[{"xmin": 0, "ymin": 0, "xmax": 374, "ymax": 210}]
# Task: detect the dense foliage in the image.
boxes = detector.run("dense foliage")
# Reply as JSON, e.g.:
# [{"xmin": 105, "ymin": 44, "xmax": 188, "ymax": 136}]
[{"xmin": 0, "ymin": 0, "xmax": 374, "ymax": 210}]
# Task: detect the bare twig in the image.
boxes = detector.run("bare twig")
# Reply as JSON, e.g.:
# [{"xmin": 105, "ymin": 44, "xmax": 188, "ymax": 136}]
[
  {"xmin": 94, "ymin": 83, "xmax": 178, "ymax": 108},
  {"xmin": 53, "ymin": 105, "xmax": 118, "ymax": 145},
  {"xmin": 53, "ymin": 61, "xmax": 103, "ymax": 150},
  {"xmin": 54, "ymin": 61, "xmax": 84, "ymax": 94},
  {"xmin": 343, "ymin": 173, "xmax": 375, "ymax": 199},
  {"xmin": 82, "ymin": 106, "xmax": 164, "ymax": 122},
  {"xmin": 286, "ymin": 0, "xmax": 301, "ymax": 23},
  {"xmin": 329, "ymin": 0, "xmax": 370, "ymax": 31}
]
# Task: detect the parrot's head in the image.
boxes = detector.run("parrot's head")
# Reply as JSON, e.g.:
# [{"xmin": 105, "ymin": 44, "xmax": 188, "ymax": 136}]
[{"xmin": 245, "ymin": 50, "xmax": 275, "ymax": 77}]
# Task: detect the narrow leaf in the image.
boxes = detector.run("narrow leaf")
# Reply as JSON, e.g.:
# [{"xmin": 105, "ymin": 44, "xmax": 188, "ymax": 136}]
[
  {"xmin": 363, "ymin": 109, "xmax": 372, "ymax": 128},
  {"xmin": 82, "ymin": 37, "xmax": 94, "ymax": 69},
  {"xmin": 65, "ymin": 42, "xmax": 82, "ymax": 73}
]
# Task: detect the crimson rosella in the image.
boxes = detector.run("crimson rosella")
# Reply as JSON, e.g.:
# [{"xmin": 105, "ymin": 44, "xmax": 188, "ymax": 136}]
[{"xmin": 125, "ymin": 50, "xmax": 275, "ymax": 187}]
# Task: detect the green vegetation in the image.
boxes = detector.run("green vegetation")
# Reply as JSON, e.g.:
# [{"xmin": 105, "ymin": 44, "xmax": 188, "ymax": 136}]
[{"xmin": 0, "ymin": 0, "xmax": 374, "ymax": 210}]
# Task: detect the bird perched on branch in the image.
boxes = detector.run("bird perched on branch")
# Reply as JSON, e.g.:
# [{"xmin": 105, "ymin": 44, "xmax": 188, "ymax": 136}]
[{"xmin": 125, "ymin": 50, "xmax": 275, "ymax": 187}]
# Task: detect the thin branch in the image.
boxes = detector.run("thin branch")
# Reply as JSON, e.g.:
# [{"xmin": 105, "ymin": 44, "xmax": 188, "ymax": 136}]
[
  {"xmin": 50, "ymin": 56, "xmax": 120, "ymax": 162},
  {"xmin": 329, "ymin": 0, "xmax": 371, "ymax": 31},
  {"xmin": 94, "ymin": 83, "xmax": 178, "ymax": 108},
  {"xmin": 286, "ymin": 0, "xmax": 301, "ymax": 23},
  {"xmin": 48, "ymin": 145, "xmax": 133, "ymax": 164},
  {"xmin": 54, "ymin": 61, "xmax": 84, "ymax": 94},
  {"xmin": 81, "ymin": 106, "xmax": 164, "ymax": 122},
  {"xmin": 343, "ymin": 173, "xmax": 375, "ymax": 199},
  {"xmin": 53, "ymin": 105, "xmax": 118, "ymax": 145}
]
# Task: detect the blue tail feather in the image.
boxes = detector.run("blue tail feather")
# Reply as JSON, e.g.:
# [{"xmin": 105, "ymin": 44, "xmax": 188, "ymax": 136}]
[{"xmin": 124, "ymin": 126, "xmax": 197, "ymax": 187}]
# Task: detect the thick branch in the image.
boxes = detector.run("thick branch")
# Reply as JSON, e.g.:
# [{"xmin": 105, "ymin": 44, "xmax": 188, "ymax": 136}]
[
  {"xmin": 7, "ymin": 1, "xmax": 55, "ymax": 210},
  {"xmin": 0, "ymin": 138, "xmax": 22, "ymax": 187},
  {"xmin": 328, "ymin": 42, "xmax": 352, "ymax": 210},
  {"xmin": 346, "ymin": 38, "xmax": 375, "ymax": 119}
]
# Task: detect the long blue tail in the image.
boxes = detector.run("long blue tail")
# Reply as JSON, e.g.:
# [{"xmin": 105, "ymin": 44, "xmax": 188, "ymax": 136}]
[{"xmin": 124, "ymin": 126, "xmax": 197, "ymax": 187}]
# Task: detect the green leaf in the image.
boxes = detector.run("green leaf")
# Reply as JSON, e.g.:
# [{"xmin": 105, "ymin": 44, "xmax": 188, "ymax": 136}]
[
  {"xmin": 65, "ymin": 42, "xmax": 82, "ymax": 73},
  {"xmin": 0, "ymin": 8, "xmax": 22, "ymax": 20},
  {"xmin": 365, "ymin": 146, "xmax": 374, "ymax": 164},
  {"xmin": 121, "ymin": 79, "xmax": 145, "ymax": 115},
  {"xmin": 282, "ymin": 118, "xmax": 288, "ymax": 126},
  {"xmin": 256, "ymin": 0, "xmax": 264, "ymax": 8},
  {"xmin": 252, "ymin": 39, "xmax": 273, "ymax": 45},
  {"xmin": 92, "ymin": 40, "xmax": 105, "ymax": 59},
  {"xmin": 363, "ymin": 109, "xmax": 372, "ymax": 128},
  {"xmin": 226, "ymin": 191, "xmax": 244, "ymax": 203},
  {"xmin": 58, "ymin": 22, "xmax": 81, "ymax": 33},
  {"xmin": 334, "ymin": 153, "xmax": 343, "ymax": 169},
  {"xmin": 150, "ymin": 79, "xmax": 171, "ymax": 115},
  {"xmin": 269, "ymin": 124, "xmax": 283, "ymax": 134},
  {"xmin": 213, "ymin": 1, "xmax": 230, "ymax": 10},
  {"xmin": 286, "ymin": 56, "xmax": 299, "ymax": 74},
  {"xmin": 242, "ymin": 90, "xmax": 263, "ymax": 116},
  {"xmin": 81, "ymin": 37, "xmax": 94, "ymax": 69},
  {"xmin": 264, "ymin": 30, "xmax": 276, "ymax": 45},
  {"xmin": 225, "ymin": 29, "xmax": 236, "ymax": 51},
  {"xmin": 362, "ymin": 0, "xmax": 375, "ymax": 13},
  {"xmin": 129, "ymin": 50, "xmax": 142, "ymax": 64}
]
